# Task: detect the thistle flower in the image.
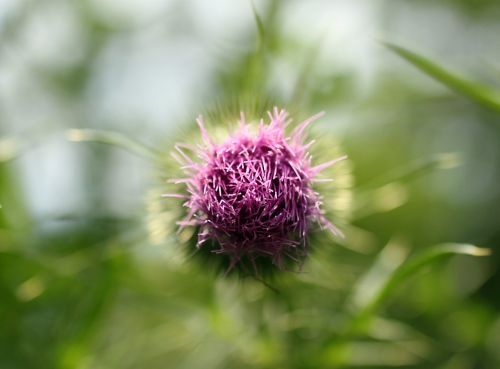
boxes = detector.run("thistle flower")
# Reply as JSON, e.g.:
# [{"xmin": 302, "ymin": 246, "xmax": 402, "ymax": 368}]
[{"xmin": 163, "ymin": 107, "xmax": 347, "ymax": 274}]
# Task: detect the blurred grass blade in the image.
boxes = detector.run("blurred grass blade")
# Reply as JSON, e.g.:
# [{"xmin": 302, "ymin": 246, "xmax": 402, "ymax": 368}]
[
  {"xmin": 251, "ymin": 0, "xmax": 265, "ymax": 46},
  {"xmin": 349, "ymin": 237, "xmax": 410, "ymax": 309},
  {"xmin": 290, "ymin": 36, "xmax": 324, "ymax": 106},
  {"xmin": 0, "ymin": 136, "xmax": 31, "ymax": 228},
  {"xmin": 384, "ymin": 42, "xmax": 500, "ymax": 111},
  {"xmin": 357, "ymin": 152, "xmax": 460, "ymax": 191},
  {"xmin": 354, "ymin": 153, "xmax": 460, "ymax": 219},
  {"xmin": 367, "ymin": 243, "xmax": 490, "ymax": 312},
  {"xmin": 353, "ymin": 182, "xmax": 409, "ymax": 219},
  {"xmin": 349, "ymin": 243, "xmax": 491, "ymax": 333},
  {"xmin": 67, "ymin": 129, "xmax": 160, "ymax": 161}
]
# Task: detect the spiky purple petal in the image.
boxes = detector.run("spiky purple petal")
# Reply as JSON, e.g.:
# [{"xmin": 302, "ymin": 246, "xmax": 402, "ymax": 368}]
[{"xmin": 169, "ymin": 107, "xmax": 345, "ymax": 270}]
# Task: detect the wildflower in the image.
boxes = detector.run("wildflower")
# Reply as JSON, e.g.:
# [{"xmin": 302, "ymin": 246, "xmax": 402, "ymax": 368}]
[{"xmin": 163, "ymin": 107, "xmax": 347, "ymax": 274}]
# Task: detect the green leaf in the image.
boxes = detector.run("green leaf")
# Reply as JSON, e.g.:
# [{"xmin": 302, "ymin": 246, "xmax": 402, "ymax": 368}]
[
  {"xmin": 353, "ymin": 153, "xmax": 461, "ymax": 219},
  {"xmin": 251, "ymin": 0, "xmax": 265, "ymax": 46},
  {"xmin": 66, "ymin": 129, "xmax": 161, "ymax": 162},
  {"xmin": 357, "ymin": 152, "xmax": 461, "ymax": 191},
  {"xmin": 384, "ymin": 42, "xmax": 500, "ymax": 112},
  {"xmin": 290, "ymin": 37, "xmax": 324, "ymax": 106},
  {"xmin": 348, "ymin": 243, "xmax": 491, "ymax": 334}
]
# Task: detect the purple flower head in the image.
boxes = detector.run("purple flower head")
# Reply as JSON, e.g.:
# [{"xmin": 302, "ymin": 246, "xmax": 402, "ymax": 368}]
[{"xmin": 165, "ymin": 107, "xmax": 346, "ymax": 273}]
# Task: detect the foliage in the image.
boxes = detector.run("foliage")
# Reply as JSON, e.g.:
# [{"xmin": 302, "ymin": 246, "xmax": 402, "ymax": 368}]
[{"xmin": 1, "ymin": 1, "xmax": 499, "ymax": 369}]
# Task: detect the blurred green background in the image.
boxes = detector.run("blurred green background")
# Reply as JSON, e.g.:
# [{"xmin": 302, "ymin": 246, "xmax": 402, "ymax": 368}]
[{"xmin": 1, "ymin": 0, "xmax": 500, "ymax": 368}]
